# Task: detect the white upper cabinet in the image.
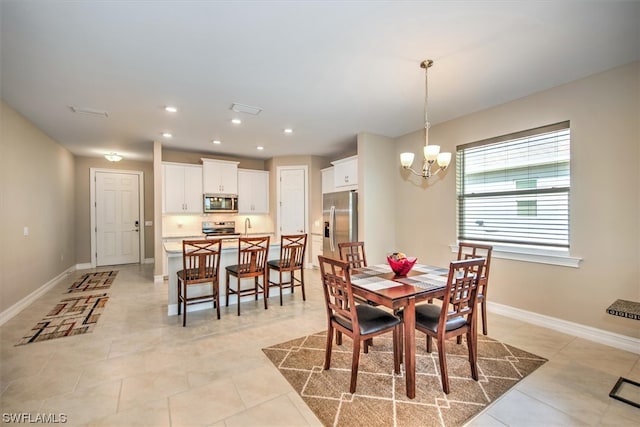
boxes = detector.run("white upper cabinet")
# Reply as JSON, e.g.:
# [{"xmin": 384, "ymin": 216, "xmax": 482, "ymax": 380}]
[
  {"xmin": 202, "ymin": 159, "xmax": 239, "ymax": 195},
  {"xmin": 238, "ymin": 169, "xmax": 269, "ymax": 214},
  {"xmin": 332, "ymin": 155, "xmax": 358, "ymax": 190},
  {"xmin": 321, "ymin": 167, "xmax": 335, "ymax": 194},
  {"xmin": 163, "ymin": 163, "xmax": 203, "ymax": 213}
]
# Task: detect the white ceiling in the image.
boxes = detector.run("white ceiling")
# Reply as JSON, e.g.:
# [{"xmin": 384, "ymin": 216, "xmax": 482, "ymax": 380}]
[{"xmin": 1, "ymin": 1, "xmax": 639, "ymax": 162}]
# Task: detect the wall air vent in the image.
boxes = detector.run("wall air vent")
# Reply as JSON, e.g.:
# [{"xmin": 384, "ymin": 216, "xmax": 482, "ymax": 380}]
[
  {"xmin": 69, "ymin": 106, "xmax": 109, "ymax": 117},
  {"xmin": 230, "ymin": 103, "xmax": 262, "ymax": 115}
]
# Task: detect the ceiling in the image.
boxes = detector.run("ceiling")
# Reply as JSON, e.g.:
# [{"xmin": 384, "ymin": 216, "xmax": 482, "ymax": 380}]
[{"xmin": 1, "ymin": 1, "xmax": 639, "ymax": 162}]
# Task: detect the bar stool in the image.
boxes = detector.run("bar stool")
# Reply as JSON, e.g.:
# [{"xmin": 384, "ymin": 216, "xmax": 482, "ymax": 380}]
[
  {"xmin": 225, "ymin": 236, "xmax": 270, "ymax": 316},
  {"xmin": 267, "ymin": 234, "xmax": 307, "ymax": 305}
]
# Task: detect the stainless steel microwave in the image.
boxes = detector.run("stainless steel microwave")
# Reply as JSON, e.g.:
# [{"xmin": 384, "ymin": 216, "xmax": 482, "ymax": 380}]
[{"xmin": 203, "ymin": 194, "xmax": 238, "ymax": 213}]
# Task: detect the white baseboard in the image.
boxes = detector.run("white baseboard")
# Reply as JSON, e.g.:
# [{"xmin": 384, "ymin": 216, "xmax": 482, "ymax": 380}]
[
  {"xmin": 487, "ymin": 301, "xmax": 640, "ymax": 354},
  {"xmin": 0, "ymin": 266, "xmax": 76, "ymax": 326},
  {"xmin": 154, "ymin": 275, "xmax": 164, "ymax": 284}
]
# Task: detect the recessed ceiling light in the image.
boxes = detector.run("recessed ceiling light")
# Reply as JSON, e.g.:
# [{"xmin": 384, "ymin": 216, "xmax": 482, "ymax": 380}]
[
  {"xmin": 164, "ymin": 106, "xmax": 177, "ymax": 113},
  {"xmin": 284, "ymin": 128, "xmax": 293, "ymax": 134},
  {"xmin": 162, "ymin": 132, "xmax": 172, "ymax": 138},
  {"xmin": 231, "ymin": 118, "xmax": 242, "ymax": 125},
  {"xmin": 257, "ymin": 146, "xmax": 264, "ymax": 151},
  {"xmin": 212, "ymin": 139, "xmax": 221, "ymax": 145}
]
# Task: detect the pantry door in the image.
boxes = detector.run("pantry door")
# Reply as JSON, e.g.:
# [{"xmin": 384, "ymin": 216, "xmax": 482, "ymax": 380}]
[
  {"xmin": 277, "ymin": 166, "xmax": 307, "ymax": 236},
  {"xmin": 94, "ymin": 170, "xmax": 142, "ymax": 266}
]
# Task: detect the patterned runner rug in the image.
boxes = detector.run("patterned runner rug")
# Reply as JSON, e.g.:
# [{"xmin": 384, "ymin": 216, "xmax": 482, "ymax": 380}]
[
  {"xmin": 67, "ymin": 270, "xmax": 118, "ymax": 293},
  {"xmin": 16, "ymin": 293, "xmax": 110, "ymax": 346},
  {"xmin": 263, "ymin": 331, "xmax": 547, "ymax": 427}
]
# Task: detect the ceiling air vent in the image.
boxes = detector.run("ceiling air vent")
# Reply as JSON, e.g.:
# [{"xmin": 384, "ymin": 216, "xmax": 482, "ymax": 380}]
[
  {"xmin": 230, "ymin": 103, "xmax": 262, "ymax": 115},
  {"xmin": 69, "ymin": 106, "xmax": 109, "ymax": 117}
]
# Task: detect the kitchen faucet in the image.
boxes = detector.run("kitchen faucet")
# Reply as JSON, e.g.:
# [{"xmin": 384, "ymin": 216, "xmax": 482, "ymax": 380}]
[{"xmin": 244, "ymin": 217, "xmax": 252, "ymax": 236}]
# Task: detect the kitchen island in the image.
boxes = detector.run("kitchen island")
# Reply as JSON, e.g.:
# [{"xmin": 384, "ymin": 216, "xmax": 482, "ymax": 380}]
[{"xmin": 164, "ymin": 239, "xmax": 280, "ymax": 315}]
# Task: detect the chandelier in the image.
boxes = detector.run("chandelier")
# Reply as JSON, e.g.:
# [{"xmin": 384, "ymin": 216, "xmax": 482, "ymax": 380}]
[{"xmin": 400, "ymin": 59, "xmax": 451, "ymax": 179}]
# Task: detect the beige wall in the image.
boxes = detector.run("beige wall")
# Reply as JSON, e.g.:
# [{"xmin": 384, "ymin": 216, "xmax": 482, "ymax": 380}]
[
  {"xmin": 394, "ymin": 61, "xmax": 640, "ymax": 338},
  {"xmin": 0, "ymin": 100, "xmax": 76, "ymax": 313},
  {"xmin": 357, "ymin": 132, "xmax": 397, "ymax": 264},
  {"xmin": 74, "ymin": 157, "xmax": 155, "ymax": 264}
]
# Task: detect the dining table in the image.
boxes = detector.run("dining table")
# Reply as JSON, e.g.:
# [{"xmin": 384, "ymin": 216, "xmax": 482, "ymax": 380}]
[{"xmin": 349, "ymin": 263, "xmax": 450, "ymax": 399}]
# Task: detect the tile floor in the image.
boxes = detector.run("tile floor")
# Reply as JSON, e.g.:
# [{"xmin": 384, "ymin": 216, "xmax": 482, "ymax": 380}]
[{"xmin": 0, "ymin": 264, "xmax": 638, "ymax": 426}]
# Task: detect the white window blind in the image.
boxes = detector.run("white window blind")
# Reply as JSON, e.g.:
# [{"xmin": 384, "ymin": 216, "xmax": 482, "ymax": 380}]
[{"xmin": 456, "ymin": 121, "xmax": 570, "ymax": 249}]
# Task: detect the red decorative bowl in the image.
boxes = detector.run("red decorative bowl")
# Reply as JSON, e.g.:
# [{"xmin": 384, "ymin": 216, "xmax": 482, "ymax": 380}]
[{"xmin": 387, "ymin": 256, "xmax": 417, "ymax": 276}]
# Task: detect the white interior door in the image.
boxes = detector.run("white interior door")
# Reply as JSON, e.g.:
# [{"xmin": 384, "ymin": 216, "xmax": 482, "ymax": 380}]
[
  {"xmin": 96, "ymin": 171, "xmax": 140, "ymax": 266},
  {"xmin": 278, "ymin": 167, "xmax": 307, "ymax": 236}
]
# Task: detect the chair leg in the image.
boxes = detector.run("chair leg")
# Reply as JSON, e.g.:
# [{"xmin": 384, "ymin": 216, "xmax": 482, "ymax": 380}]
[
  {"xmin": 426, "ymin": 334, "xmax": 433, "ymax": 353},
  {"xmin": 254, "ymin": 277, "xmax": 259, "ymax": 301},
  {"xmin": 214, "ymin": 281, "xmax": 221, "ymax": 320},
  {"xmin": 300, "ymin": 268, "xmax": 306, "ymax": 301},
  {"xmin": 467, "ymin": 330, "xmax": 478, "ymax": 381},
  {"xmin": 336, "ymin": 330, "xmax": 342, "ymax": 346},
  {"xmin": 279, "ymin": 270, "xmax": 283, "ymax": 306},
  {"xmin": 481, "ymin": 299, "xmax": 488, "ymax": 335},
  {"xmin": 350, "ymin": 337, "xmax": 362, "ymax": 393},
  {"xmin": 177, "ymin": 279, "xmax": 182, "ymax": 315},
  {"xmin": 225, "ymin": 271, "xmax": 230, "ymax": 307},
  {"xmin": 324, "ymin": 323, "xmax": 334, "ymax": 370},
  {"xmin": 262, "ymin": 272, "xmax": 268, "ymax": 310},
  {"xmin": 236, "ymin": 277, "xmax": 241, "ymax": 316},
  {"xmin": 182, "ymin": 285, "xmax": 187, "ymax": 327},
  {"xmin": 436, "ymin": 337, "xmax": 450, "ymax": 394}
]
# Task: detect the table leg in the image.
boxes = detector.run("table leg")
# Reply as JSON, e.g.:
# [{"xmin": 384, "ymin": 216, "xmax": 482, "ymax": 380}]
[{"xmin": 404, "ymin": 297, "xmax": 416, "ymax": 399}]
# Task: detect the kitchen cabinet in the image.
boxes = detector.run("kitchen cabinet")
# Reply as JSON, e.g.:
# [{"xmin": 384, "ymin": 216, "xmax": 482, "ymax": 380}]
[
  {"xmin": 321, "ymin": 167, "xmax": 335, "ymax": 194},
  {"xmin": 332, "ymin": 155, "xmax": 358, "ymax": 190},
  {"xmin": 311, "ymin": 234, "xmax": 323, "ymax": 268},
  {"xmin": 202, "ymin": 158, "xmax": 239, "ymax": 195},
  {"xmin": 163, "ymin": 163, "xmax": 203, "ymax": 213},
  {"xmin": 238, "ymin": 169, "xmax": 269, "ymax": 214}
]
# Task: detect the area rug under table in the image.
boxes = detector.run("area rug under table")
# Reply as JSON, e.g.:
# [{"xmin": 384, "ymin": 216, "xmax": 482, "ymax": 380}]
[
  {"xmin": 263, "ymin": 331, "xmax": 547, "ymax": 427},
  {"xmin": 16, "ymin": 293, "xmax": 109, "ymax": 346},
  {"xmin": 67, "ymin": 270, "xmax": 118, "ymax": 293}
]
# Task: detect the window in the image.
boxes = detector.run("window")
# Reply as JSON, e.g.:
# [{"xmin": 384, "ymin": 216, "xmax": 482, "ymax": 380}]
[{"xmin": 456, "ymin": 121, "xmax": 570, "ymax": 250}]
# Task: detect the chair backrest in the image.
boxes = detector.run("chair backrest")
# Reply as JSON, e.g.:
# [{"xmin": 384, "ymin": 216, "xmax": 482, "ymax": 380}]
[
  {"xmin": 279, "ymin": 234, "xmax": 307, "ymax": 270},
  {"xmin": 457, "ymin": 242, "xmax": 493, "ymax": 291},
  {"xmin": 338, "ymin": 241, "xmax": 367, "ymax": 269},
  {"xmin": 440, "ymin": 257, "xmax": 487, "ymax": 325},
  {"xmin": 318, "ymin": 255, "xmax": 358, "ymax": 332},
  {"xmin": 182, "ymin": 239, "xmax": 222, "ymax": 283},
  {"xmin": 236, "ymin": 236, "xmax": 270, "ymax": 274}
]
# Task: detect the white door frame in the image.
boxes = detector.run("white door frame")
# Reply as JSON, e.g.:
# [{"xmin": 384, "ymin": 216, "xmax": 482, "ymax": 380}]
[
  {"xmin": 90, "ymin": 168, "xmax": 145, "ymax": 268},
  {"xmin": 276, "ymin": 165, "xmax": 309, "ymax": 242}
]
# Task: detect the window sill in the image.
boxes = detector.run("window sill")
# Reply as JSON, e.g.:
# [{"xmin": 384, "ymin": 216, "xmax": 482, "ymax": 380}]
[{"xmin": 450, "ymin": 243, "xmax": 582, "ymax": 268}]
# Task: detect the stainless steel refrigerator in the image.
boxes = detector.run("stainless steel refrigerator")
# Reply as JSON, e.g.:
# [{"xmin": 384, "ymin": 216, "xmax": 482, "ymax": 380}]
[{"xmin": 323, "ymin": 190, "xmax": 358, "ymax": 260}]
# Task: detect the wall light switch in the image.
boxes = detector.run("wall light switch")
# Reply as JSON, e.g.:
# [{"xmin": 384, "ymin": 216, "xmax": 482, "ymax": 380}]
[
  {"xmin": 23, "ymin": 226, "xmax": 29, "ymax": 236},
  {"xmin": 145, "ymin": 220, "xmax": 153, "ymax": 226}
]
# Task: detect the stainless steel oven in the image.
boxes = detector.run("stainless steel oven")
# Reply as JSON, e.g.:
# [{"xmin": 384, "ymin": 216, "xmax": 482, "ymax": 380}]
[{"xmin": 203, "ymin": 194, "xmax": 238, "ymax": 213}]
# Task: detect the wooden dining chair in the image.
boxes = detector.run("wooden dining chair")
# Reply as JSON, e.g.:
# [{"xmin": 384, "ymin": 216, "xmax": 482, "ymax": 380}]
[
  {"xmin": 338, "ymin": 241, "xmax": 367, "ymax": 269},
  {"xmin": 318, "ymin": 255, "xmax": 401, "ymax": 394},
  {"xmin": 457, "ymin": 243, "xmax": 493, "ymax": 336},
  {"xmin": 267, "ymin": 234, "xmax": 307, "ymax": 305},
  {"xmin": 410, "ymin": 257, "xmax": 486, "ymax": 394},
  {"xmin": 225, "ymin": 236, "xmax": 270, "ymax": 316},
  {"xmin": 177, "ymin": 239, "xmax": 223, "ymax": 327}
]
